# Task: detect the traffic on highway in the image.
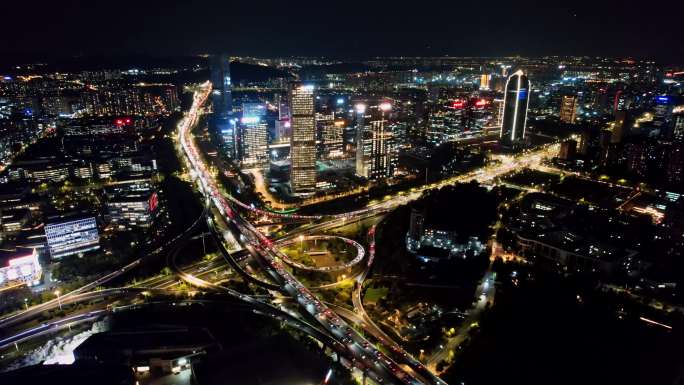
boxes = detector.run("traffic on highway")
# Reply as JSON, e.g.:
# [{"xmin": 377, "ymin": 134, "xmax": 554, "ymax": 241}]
[
  {"xmin": 1, "ymin": 80, "xmax": 558, "ymax": 385},
  {"xmin": 178, "ymin": 82, "xmax": 442, "ymax": 385}
]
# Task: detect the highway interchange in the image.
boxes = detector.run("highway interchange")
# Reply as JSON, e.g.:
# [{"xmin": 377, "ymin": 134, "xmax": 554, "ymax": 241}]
[{"xmin": 1, "ymin": 81, "xmax": 559, "ymax": 384}]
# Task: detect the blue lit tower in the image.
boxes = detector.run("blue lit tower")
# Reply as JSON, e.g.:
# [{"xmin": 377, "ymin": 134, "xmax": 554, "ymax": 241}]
[
  {"xmin": 500, "ymin": 70, "xmax": 531, "ymax": 146},
  {"xmin": 239, "ymin": 103, "xmax": 268, "ymax": 166},
  {"xmin": 209, "ymin": 54, "xmax": 238, "ymax": 158},
  {"xmin": 210, "ymin": 54, "xmax": 232, "ymax": 116}
]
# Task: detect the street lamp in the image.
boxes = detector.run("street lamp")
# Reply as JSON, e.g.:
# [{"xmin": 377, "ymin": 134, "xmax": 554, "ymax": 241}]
[{"xmin": 54, "ymin": 290, "xmax": 62, "ymax": 311}]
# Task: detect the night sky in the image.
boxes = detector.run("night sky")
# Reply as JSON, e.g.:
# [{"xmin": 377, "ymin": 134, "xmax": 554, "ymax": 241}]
[{"xmin": 2, "ymin": 0, "xmax": 683, "ymax": 64}]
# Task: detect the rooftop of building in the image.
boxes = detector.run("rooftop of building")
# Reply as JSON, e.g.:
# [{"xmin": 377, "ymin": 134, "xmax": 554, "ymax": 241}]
[
  {"xmin": 45, "ymin": 211, "xmax": 96, "ymax": 226},
  {"xmin": 107, "ymin": 191, "xmax": 155, "ymax": 203},
  {"xmin": 520, "ymin": 192, "xmax": 573, "ymax": 212},
  {"xmin": 0, "ymin": 247, "xmax": 37, "ymax": 266},
  {"xmin": 106, "ymin": 171, "xmax": 154, "ymax": 184},
  {"xmin": 519, "ymin": 228, "xmax": 630, "ymax": 263}
]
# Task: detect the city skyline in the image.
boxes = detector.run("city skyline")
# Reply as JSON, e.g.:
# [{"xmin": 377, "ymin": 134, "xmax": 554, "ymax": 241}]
[{"xmin": 0, "ymin": 6, "xmax": 683, "ymax": 384}]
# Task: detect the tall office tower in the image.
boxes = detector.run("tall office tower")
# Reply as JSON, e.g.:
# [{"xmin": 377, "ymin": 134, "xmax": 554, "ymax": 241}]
[
  {"xmin": 500, "ymin": 70, "xmax": 531, "ymax": 146},
  {"xmin": 276, "ymin": 93, "xmax": 290, "ymax": 120},
  {"xmin": 356, "ymin": 102, "xmax": 396, "ymax": 180},
  {"xmin": 492, "ymin": 98, "xmax": 505, "ymax": 127},
  {"xmin": 274, "ymin": 119, "xmax": 291, "ymax": 142},
  {"xmin": 210, "ymin": 55, "xmax": 233, "ymax": 117},
  {"xmin": 391, "ymin": 122, "xmax": 410, "ymax": 148},
  {"xmin": 241, "ymin": 103, "xmax": 268, "ymax": 165},
  {"xmin": 613, "ymin": 90, "xmax": 631, "ymax": 113},
  {"xmin": 316, "ymin": 112, "xmax": 343, "ymax": 159},
  {"xmin": 560, "ymin": 95, "xmax": 578, "ymax": 124},
  {"xmin": 480, "ymin": 74, "xmax": 491, "ymax": 90},
  {"xmin": 654, "ymin": 95, "xmax": 675, "ymax": 137},
  {"xmin": 217, "ymin": 118, "xmax": 239, "ymax": 159},
  {"xmin": 240, "ymin": 103, "xmax": 268, "ymax": 166},
  {"xmin": 368, "ymin": 104, "xmax": 397, "ymax": 180},
  {"xmin": 354, "ymin": 103, "xmax": 367, "ymax": 177},
  {"xmin": 674, "ymin": 114, "xmax": 684, "ymax": 141},
  {"xmin": 289, "ymin": 83, "xmax": 316, "ymax": 195},
  {"xmin": 274, "ymin": 94, "xmax": 292, "ymax": 143},
  {"xmin": 210, "ymin": 55, "xmax": 237, "ymax": 158}
]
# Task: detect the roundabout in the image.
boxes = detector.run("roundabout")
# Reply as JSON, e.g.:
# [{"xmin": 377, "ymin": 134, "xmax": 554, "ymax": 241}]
[{"xmin": 275, "ymin": 235, "xmax": 365, "ymax": 272}]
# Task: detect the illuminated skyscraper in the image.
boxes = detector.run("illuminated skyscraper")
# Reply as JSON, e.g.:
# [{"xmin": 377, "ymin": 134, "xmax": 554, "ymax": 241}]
[
  {"xmin": 276, "ymin": 93, "xmax": 290, "ymax": 121},
  {"xmin": 674, "ymin": 114, "xmax": 684, "ymax": 141},
  {"xmin": 500, "ymin": 70, "xmax": 531, "ymax": 146},
  {"xmin": 210, "ymin": 55, "xmax": 237, "ymax": 158},
  {"xmin": 560, "ymin": 95, "xmax": 578, "ymax": 124},
  {"xmin": 289, "ymin": 83, "xmax": 316, "ymax": 195},
  {"xmin": 240, "ymin": 120, "xmax": 268, "ymax": 166},
  {"xmin": 492, "ymin": 98, "xmax": 505, "ymax": 128},
  {"xmin": 274, "ymin": 119, "xmax": 291, "ymax": 142},
  {"xmin": 368, "ymin": 120, "xmax": 396, "ymax": 180},
  {"xmin": 355, "ymin": 102, "xmax": 396, "ymax": 180},
  {"xmin": 316, "ymin": 112, "xmax": 344, "ymax": 159},
  {"xmin": 354, "ymin": 103, "xmax": 367, "ymax": 177}
]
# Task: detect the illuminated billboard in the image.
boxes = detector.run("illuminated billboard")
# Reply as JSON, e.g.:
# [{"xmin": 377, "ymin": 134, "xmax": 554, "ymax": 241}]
[{"xmin": 148, "ymin": 192, "xmax": 159, "ymax": 212}]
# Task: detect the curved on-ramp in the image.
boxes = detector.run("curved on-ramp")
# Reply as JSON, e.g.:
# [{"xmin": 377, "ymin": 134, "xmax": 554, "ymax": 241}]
[{"xmin": 275, "ymin": 235, "xmax": 365, "ymax": 273}]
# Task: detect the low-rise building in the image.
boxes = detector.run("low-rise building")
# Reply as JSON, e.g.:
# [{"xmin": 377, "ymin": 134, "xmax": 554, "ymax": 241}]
[
  {"xmin": 516, "ymin": 230, "xmax": 635, "ymax": 274},
  {"xmin": 1, "ymin": 208, "xmax": 31, "ymax": 233},
  {"xmin": 44, "ymin": 215, "xmax": 100, "ymax": 259},
  {"xmin": 507, "ymin": 193, "xmax": 637, "ymax": 274},
  {"xmin": 9, "ymin": 160, "xmax": 70, "ymax": 182},
  {"xmin": 105, "ymin": 176, "xmax": 159, "ymax": 229},
  {"xmin": 0, "ymin": 248, "xmax": 42, "ymax": 289},
  {"xmin": 406, "ymin": 208, "xmax": 485, "ymax": 262},
  {"xmin": 106, "ymin": 191, "xmax": 158, "ymax": 229}
]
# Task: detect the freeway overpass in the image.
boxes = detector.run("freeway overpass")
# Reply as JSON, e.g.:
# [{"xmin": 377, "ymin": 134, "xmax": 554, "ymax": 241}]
[{"xmin": 180, "ymin": 82, "xmax": 440, "ymax": 385}]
